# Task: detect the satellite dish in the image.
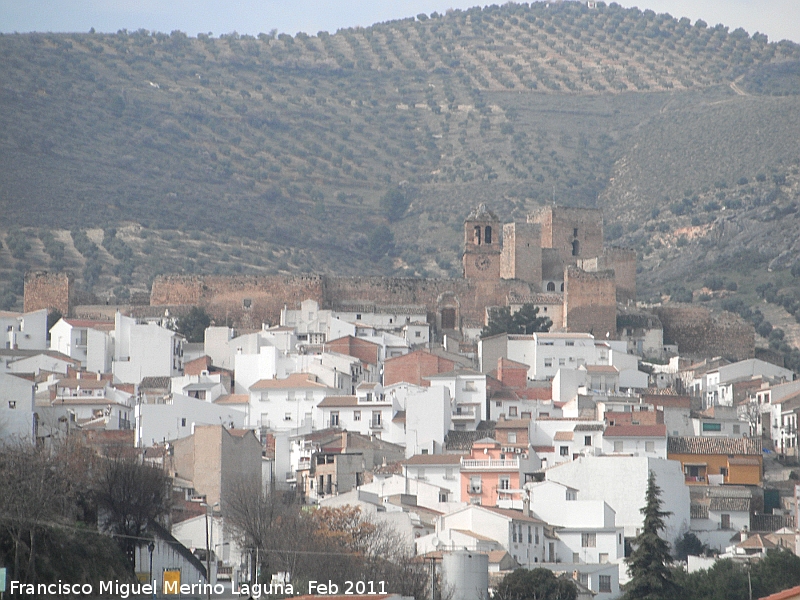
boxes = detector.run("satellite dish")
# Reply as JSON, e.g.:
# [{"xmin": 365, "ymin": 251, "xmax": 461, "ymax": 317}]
[{"xmin": 432, "ymin": 537, "xmax": 441, "ymax": 548}]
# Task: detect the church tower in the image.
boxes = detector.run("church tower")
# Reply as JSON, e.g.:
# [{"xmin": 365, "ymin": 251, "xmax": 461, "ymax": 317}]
[{"xmin": 463, "ymin": 204, "xmax": 502, "ymax": 281}]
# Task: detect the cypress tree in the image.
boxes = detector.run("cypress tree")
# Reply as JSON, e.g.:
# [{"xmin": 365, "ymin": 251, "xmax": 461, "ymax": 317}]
[{"xmin": 622, "ymin": 470, "xmax": 677, "ymax": 600}]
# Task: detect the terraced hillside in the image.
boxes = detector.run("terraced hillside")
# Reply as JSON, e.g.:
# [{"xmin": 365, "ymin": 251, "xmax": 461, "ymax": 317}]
[{"xmin": 1, "ymin": 1, "xmax": 799, "ymax": 306}]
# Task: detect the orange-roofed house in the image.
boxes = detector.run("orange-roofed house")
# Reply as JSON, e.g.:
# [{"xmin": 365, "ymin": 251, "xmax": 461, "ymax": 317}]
[
  {"xmin": 667, "ymin": 436, "xmax": 762, "ymax": 485},
  {"xmin": 460, "ymin": 437, "xmax": 538, "ymax": 508}
]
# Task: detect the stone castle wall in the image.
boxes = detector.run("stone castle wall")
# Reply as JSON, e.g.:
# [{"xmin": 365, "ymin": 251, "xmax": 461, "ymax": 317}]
[
  {"xmin": 655, "ymin": 305, "xmax": 755, "ymax": 361},
  {"xmin": 23, "ymin": 271, "xmax": 72, "ymax": 316},
  {"xmin": 564, "ymin": 267, "xmax": 617, "ymax": 339}
]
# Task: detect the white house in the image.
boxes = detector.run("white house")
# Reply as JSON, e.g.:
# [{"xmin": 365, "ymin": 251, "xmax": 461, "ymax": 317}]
[
  {"xmin": 112, "ymin": 313, "xmax": 184, "ymax": 384},
  {"xmin": 316, "ymin": 383, "xmax": 402, "ymax": 444},
  {"xmin": 403, "ymin": 384, "xmax": 452, "ymax": 457},
  {"xmin": 248, "ymin": 372, "xmax": 341, "ymax": 432},
  {"xmin": 0, "ymin": 309, "xmax": 48, "ymax": 351},
  {"xmin": 49, "ymin": 318, "xmax": 114, "ymax": 366},
  {"xmin": 135, "ymin": 393, "xmax": 247, "ymax": 447},
  {"xmin": 425, "ymin": 369, "xmax": 488, "ymax": 423},
  {"xmin": 0, "ymin": 371, "xmax": 36, "ymax": 442},
  {"xmin": 545, "ymin": 455, "xmax": 691, "ymax": 545},
  {"xmin": 602, "ymin": 424, "xmax": 668, "ymax": 458},
  {"xmin": 417, "ymin": 505, "xmax": 552, "ymax": 567},
  {"xmin": 403, "ymin": 454, "xmax": 464, "ymax": 502}
]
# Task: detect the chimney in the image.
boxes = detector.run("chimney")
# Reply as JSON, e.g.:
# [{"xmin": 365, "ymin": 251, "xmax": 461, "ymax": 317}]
[
  {"xmin": 341, "ymin": 431, "xmax": 348, "ymax": 451},
  {"xmin": 740, "ymin": 526, "xmax": 749, "ymax": 542},
  {"xmin": 523, "ymin": 495, "xmax": 531, "ymax": 518}
]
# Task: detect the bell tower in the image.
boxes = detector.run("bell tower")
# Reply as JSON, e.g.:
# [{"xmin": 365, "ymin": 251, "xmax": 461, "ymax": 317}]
[{"xmin": 463, "ymin": 204, "xmax": 502, "ymax": 281}]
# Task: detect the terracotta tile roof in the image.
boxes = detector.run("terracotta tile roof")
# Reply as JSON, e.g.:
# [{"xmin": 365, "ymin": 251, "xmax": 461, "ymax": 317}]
[
  {"xmin": 317, "ymin": 396, "xmax": 358, "ymax": 407},
  {"xmin": 452, "ymin": 529, "xmax": 496, "ymax": 541},
  {"xmin": 758, "ymin": 585, "xmax": 800, "ymax": 600},
  {"xmin": 737, "ymin": 534, "xmax": 777, "ymax": 550},
  {"xmin": 728, "ymin": 457, "xmax": 761, "ymax": 466},
  {"xmin": 56, "ymin": 378, "xmax": 107, "ymax": 389},
  {"xmin": 553, "ymin": 431, "xmax": 574, "ymax": 441},
  {"xmin": 574, "ymin": 423, "xmax": 604, "ymax": 431},
  {"xmin": 250, "ymin": 373, "xmax": 327, "ymax": 390},
  {"xmin": 64, "ymin": 319, "xmax": 114, "ymax": 328},
  {"xmin": 140, "ymin": 376, "xmax": 171, "ymax": 389},
  {"xmin": 405, "ymin": 454, "xmax": 464, "ymax": 466},
  {"xmin": 533, "ymin": 446, "xmax": 555, "ymax": 453},
  {"xmin": 604, "ymin": 424, "xmax": 666, "ymax": 438},
  {"xmin": 690, "ymin": 504, "xmax": 709, "ymax": 519},
  {"xmin": 483, "ymin": 506, "xmax": 545, "ymax": 523},
  {"xmin": 709, "ymin": 497, "xmax": 750, "ymax": 512},
  {"xmin": 583, "ymin": 365, "xmax": 619, "ymax": 374},
  {"xmin": 214, "ymin": 394, "xmax": 249, "ymax": 405},
  {"xmin": 667, "ymin": 436, "xmax": 762, "ymax": 455},
  {"xmin": 495, "ymin": 418, "xmax": 531, "ymax": 429}
]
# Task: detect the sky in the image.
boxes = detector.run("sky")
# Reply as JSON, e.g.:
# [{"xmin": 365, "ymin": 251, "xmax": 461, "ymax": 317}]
[{"xmin": 1, "ymin": 0, "xmax": 798, "ymax": 43}]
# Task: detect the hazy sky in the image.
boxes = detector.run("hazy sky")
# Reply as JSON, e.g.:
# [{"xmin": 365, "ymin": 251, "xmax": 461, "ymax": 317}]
[{"xmin": 1, "ymin": 0, "xmax": 798, "ymax": 43}]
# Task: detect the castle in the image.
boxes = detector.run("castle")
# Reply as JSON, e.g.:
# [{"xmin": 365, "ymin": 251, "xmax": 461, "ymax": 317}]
[{"xmin": 26, "ymin": 206, "xmax": 635, "ymax": 340}]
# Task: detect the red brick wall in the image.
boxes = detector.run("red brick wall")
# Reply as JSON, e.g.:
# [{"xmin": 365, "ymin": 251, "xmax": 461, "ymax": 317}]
[
  {"xmin": 325, "ymin": 336, "xmax": 380, "ymax": 366},
  {"xmin": 383, "ymin": 350, "xmax": 456, "ymax": 386}
]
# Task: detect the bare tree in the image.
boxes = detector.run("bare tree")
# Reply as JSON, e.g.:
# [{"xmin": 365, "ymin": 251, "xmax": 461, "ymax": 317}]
[
  {"xmin": 0, "ymin": 442, "xmax": 72, "ymax": 584},
  {"xmin": 93, "ymin": 448, "xmax": 171, "ymax": 568}
]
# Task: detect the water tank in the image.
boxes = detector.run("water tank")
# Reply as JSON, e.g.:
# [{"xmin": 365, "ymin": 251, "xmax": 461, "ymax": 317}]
[{"xmin": 442, "ymin": 551, "xmax": 489, "ymax": 600}]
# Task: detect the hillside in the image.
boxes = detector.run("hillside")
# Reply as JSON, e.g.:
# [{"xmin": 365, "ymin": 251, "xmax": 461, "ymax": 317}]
[{"xmin": 1, "ymin": 1, "xmax": 800, "ymax": 307}]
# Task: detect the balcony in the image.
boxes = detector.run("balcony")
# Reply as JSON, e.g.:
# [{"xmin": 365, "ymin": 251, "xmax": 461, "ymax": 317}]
[
  {"xmin": 452, "ymin": 408, "xmax": 476, "ymax": 421},
  {"xmin": 461, "ymin": 458, "xmax": 519, "ymax": 470},
  {"xmin": 370, "ymin": 421, "xmax": 383, "ymax": 430}
]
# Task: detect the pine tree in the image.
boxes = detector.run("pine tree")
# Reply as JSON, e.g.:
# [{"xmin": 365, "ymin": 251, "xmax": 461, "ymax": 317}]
[{"xmin": 622, "ymin": 470, "xmax": 677, "ymax": 600}]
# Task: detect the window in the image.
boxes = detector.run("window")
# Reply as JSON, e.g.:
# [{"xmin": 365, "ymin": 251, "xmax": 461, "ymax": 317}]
[
  {"xmin": 439, "ymin": 492, "xmax": 448, "ymax": 502},
  {"xmin": 464, "ymin": 380, "xmax": 476, "ymax": 391},
  {"xmin": 584, "ymin": 435, "xmax": 592, "ymax": 446},
  {"xmin": 509, "ymin": 406, "xmax": 518, "ymax": 417},
  {"xmin": 544, "ymin": 358, "xmax": 553, "ymax": 368},
  {"xmin": 565, "ymin": 341, "xmax": 575, "ymax": 347},
  {"xmin": 598, "ymin": 575, "xmax": 612, "ymax": 593},
  {"xmin": 560, "ymin": 446, "xmax": 569, "ymax": 456},
  {"xmin": 243, "ymin": 298, "xmax": 252, "ymax": 309},
  {"xmin": 496, "ymin": 401, "xmax": 502, "ymax": 407},
  {"xmin": 599, "ymin": 553, "xmax": 609, "ymax": 564},
  {"xmin": 528, "ymin": 525, "xmax": 532, "ymax": 543},
  {"xmin": 645, "ymin": 441, "xmax": 655, "ymax": 452},
  {"xmin": 371, "ymin": 411, "xmax": 382, "ymax": 427},
  {"xmin": 721, "ymin": 514, "xmax": 731, "ymax": 529},
  {"xmin": 508, "ymin": 432, "xmax": 517, "ymax": 444},
  {"xmin": 415, "ymin": 331, "xmax": 421, "ymax": 338},
  {"xmin": 8, "ymin": 401, "xmax": 16, "ymax": 409},
  {"xmin": 547, "ymin": 282, "xmax": 556, "ymax": 292},
  {"xmin": 284, "ymin": 412, "xmax": 292, "ymax": 421},
  {"xmin": 417, "ymin": 468, "xmax": 426, "ymax": 480},
  {"xmin": 720, "ymin": 467, "xmax": 728, "ymax": 477},
  {"xmin": 581, "ymin": 533, "xmax": 596, "ymax": 547},
  {"xmin": 619, "ymin": 533, "xmax": 623, "ymax": 545},
  {"xmin": 330, "ymin": 411, "xmax": 339, "ymax": 427},
  {"xmin": 469, "ymin": 476, "xmax": 481, "ymax": 494},
  {"xmin": 353, "ymin": 410, "xmax": 361, "ymax": 421},
  {"xmin": 181, "ymin": 418, "xmax": 186, "ymax": 427},
  {"xmin": 613, "ymin": 441, "xmax": 623, "ymax": 452},
  {"xmin": 559, "ymin": 358, "xmax": 566, "ymax": 366},
  {"xmin": 702, "ymin": 422, "xmax": 722, "ymax": 432},
  {"xmin": 499, "ymin": 476, "xmax": 510, "ymax": 490}
]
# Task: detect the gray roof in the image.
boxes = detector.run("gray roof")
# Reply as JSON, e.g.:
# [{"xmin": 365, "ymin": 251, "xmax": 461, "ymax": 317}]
[{"xmin": 667, "ymin": 436, "xmax": 762, "ymax": 456}]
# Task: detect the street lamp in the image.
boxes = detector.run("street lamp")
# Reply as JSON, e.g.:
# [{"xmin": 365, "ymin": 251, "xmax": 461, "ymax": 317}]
[
  {"xmin": 200, "ymin": 502, "xmax": 220, "ymax": 600},
  {"xmin": 147, "ymin": 541, "xmax": 155, "ymax": 600}
]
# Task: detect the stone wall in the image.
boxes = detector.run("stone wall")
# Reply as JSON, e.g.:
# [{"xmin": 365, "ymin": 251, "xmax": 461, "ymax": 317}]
[
  {"xmin": 500, "ymin": 222, "xmax": 542, "ymax": 284},
  {"xmin": 23, "ymin": 271, "xmax": 72, "ymax": 316},
  {"xmin": 580, "ymin": 247, "xmax": 637, "ymax": 303},
  {"xmin": 564, "ymin": 267, "xmax": 617, "ymax": 339},
  {"xmin": 655, "ymin": 305, "xmax": 755, "ymax": 361},
  {"xmin": 529, "ymin": 206, "xmax": 604, "ymax": 266}
]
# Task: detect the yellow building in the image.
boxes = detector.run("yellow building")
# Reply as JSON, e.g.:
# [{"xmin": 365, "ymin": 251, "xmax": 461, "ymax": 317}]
[{"xmin": 667, "ymin": 436, "xmax": 762, "ymax": 486}]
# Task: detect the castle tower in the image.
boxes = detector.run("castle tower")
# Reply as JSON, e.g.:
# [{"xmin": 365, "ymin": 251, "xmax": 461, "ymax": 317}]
[
  {"xmin": 463, "ymin": 204, "xmax": 501, "ymax": 281},
  {"xmin": 501, "ymin": 222, "xmax": 542, "ymax": 283},
  {"xmin": 528, "ymin": 206, "xmax": 603, "ymax": 267}
]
